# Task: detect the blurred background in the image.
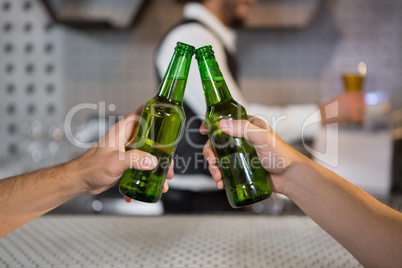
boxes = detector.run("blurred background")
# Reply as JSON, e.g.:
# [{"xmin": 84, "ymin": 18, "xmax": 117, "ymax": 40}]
[{"xmin": 0, "ymin": 0, "xmax": 401, "ymax": 215}]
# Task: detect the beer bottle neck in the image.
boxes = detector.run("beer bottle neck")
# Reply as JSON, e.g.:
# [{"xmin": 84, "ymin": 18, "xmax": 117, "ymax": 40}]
[
  {"xmin": 157, "ymin": 44, "xmax": 194, "ymax": 103},
  {"xmin": 195, "ymin": 47, "xmax": 232, "ymax": 107}
]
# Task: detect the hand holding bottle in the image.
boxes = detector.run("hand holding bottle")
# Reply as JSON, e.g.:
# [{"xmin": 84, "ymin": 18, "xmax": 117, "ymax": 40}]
[
  {"xmin": 200, "ymin": 116, "xmax": 301, "ymax": 195},
  {"xmin": 76, "ymin": 105, "xmax": 175, "ymax": 198},
  {"xmin": 0, "ymin": 106, "xmax": 175, "ymax": 237},
  {"xmin": 201, "ymin": 117, "xmax": 402, "ymax": 268}
]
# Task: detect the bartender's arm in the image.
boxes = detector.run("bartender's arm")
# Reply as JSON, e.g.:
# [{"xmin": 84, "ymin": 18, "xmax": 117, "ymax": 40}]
[
  {"xmin": 202, "ymin": 118, "xmax": 402, "ymax": 268},
  {"xmin": 0, "ymin": 106, "xmax": 174, "ymax": 238}
]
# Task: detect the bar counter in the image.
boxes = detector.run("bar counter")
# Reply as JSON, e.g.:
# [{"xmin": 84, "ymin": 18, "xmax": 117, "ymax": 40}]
[{"xmin": 0, "ymin": 215, "xmax": 361, "ymax": 267}]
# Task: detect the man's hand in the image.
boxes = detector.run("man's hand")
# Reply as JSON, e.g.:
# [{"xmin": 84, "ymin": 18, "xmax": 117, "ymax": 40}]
[
  {"xmin": 200, "ymin": 116, "xmax": 304, "ymax": 195},
  {"xmin": 320, "ymin": 92, "xmax": 365, "ymax": 125},
  {"xmin": 0, "ymin": 106, "xmax": 174, "ymax": 237},
  {"xmin": 73, "ymin": 105, "xmax": 174, "ymax": 198}
]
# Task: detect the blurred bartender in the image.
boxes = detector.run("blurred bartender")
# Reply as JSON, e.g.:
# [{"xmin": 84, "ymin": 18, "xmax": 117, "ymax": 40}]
[{"xmin": 156, "ymin": 0, "xmax": 365, "ymax": 212}]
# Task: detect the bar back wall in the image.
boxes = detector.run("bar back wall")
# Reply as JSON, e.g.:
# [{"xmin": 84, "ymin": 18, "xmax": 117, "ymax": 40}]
[{"xmin": 1, "ymin": 0, "xmax": 401, "ymax": 160}]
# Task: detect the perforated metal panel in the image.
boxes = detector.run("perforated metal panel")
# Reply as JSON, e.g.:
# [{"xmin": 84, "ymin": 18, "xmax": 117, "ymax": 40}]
[
  {"xmin": 0, "ymin": 0, "xmax": 64, "ymax": 158},
  {"xmin": 0, "ymin": 215, "xmax": 362, "ymax": 267}
]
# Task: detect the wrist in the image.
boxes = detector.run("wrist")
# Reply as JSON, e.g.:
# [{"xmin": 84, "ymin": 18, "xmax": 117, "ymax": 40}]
[
  {"xmin": 65, "ymin": 153, "xmax": 94, "ymax": 196},
  {"xmin": 280, "ymin": 153, "xmax": 316, "ymax": 200},
  {"xmin": 284, "ymin": 153, "xmax": 334, "ymax": 208}
]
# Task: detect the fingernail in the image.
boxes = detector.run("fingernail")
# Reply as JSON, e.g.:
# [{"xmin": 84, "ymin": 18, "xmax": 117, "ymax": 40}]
[
  {"xmin": 217, "ymin": 181, "xmax": 224, "ymax": 190},
  {"xmin": 124, "ymin": 196, "xmax": 133, "ymax": 203},
  {"xmin": 220, "ymin": 119, "xmax": 231, "ymax": 129}
]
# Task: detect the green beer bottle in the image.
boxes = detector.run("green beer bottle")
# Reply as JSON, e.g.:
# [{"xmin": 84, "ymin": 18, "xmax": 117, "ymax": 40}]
[
  {"xmin": 195, "ymin": 45, "xmax": 272, "ymax": 208},
  {"xmin": 119, "ymin": 42, "xmax": 195, "ymax": 203}
]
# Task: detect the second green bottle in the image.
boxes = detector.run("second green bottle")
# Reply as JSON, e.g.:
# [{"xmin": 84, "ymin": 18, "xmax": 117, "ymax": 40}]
[{"xmin": 195, "ymin": 45, "xmax": 272, "ymax": 208}]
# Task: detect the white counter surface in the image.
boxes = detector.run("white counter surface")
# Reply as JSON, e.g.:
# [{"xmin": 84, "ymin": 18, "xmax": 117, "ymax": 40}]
[
  {"xmin": 0, "ymin": 215, "xmax": 361, "ymax": 267},
  {"xmin": 312, "ymin": 126, "xmax": 392, "ymax": 196}
]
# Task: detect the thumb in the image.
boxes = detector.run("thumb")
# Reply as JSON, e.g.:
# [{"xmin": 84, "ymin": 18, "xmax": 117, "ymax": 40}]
[
  {"xmin": 118, "ymin": 149, "xmax": 158, "ymax": 171},
  {"xmin": 219, "ymin": 119, "xmax": 272, "ymax": 147}
]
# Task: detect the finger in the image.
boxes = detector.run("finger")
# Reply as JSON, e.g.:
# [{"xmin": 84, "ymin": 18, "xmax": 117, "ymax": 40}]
[
  {"xmin": 208, "ymin": 164, "xmax": 222, "ymax": 184},
  {"xmin": 122, "ymin": 106, "xmax": 144, "ymax": 146},
  {"xmin": 216, "ymin": 180, "xmax": 225, "ymax": 190},
  {"xmin": 124, "ymin": 196, "xmax": 133, "ymax": 203},
  {"xmin": 247, "ymin": 116, "xmax": 272, "ymax": 131},
  {"xmin": 203, "ymin": 140, "xmax": 215, "ymax": 164},
  {"xmin": 199, "ymin": 121, "xmax": 208, "ymax": 135},
  {"xmin": 163, "ymin": 160, "xmax": 174, "ymax": 192},
  {"xmin": 207, "ymin": 162, "xmax": 223, "ymax": 188},
  {"xmin": 121, "ymin": 150, "xmax": 158, "ymax": 171},
  {"xmin": 219, "ymin": 119, "xmax": 271, "ymax": 147},
  {"xmin": 106, "ymin": 106, "xmax": 144, "ymax": 151},
  {"xmin": 166, "ymin": 160, "xmax": 174, "ymax": 180},
  {"xmin": 163, "ymin": 180, "xmax": 169, "ymax": 193},
  {"xmin": 202, "ymin": 140, "xmax": 223, "ymax": 186},
  {"xmin": 206, "ymin": 152, "xmax": 217, "ymax": 166}
]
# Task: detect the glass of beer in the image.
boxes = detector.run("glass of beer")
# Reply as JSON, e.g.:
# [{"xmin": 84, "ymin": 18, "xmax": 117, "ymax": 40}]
[
  {"xmin": 342, "ymin": 61, "xmax": 367, "ymax": 128},
  {"xmin": 342, "ymin": 61, "xmax": 367, "ymax": 92}
]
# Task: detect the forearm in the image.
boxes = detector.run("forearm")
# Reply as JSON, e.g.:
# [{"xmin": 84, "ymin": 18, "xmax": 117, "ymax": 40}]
[
  {"xmin": 285, "ymin": 159, "xmax": 402, "ymax": 267},
  {"xmin": 0, "ymin": 159, "xmax": 86, "ymax": 237}
]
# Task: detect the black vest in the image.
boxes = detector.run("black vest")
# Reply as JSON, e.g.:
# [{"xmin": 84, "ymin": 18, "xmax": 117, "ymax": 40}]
[{"xmin": 156, "ymin": 19, "xmax": 239, "ymax": 176}]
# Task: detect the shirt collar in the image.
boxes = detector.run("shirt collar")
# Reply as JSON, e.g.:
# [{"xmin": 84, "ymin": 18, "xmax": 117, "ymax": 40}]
[{"xmin": 183, "ymin": 2, "xmax": 237, "ymax": 51}]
